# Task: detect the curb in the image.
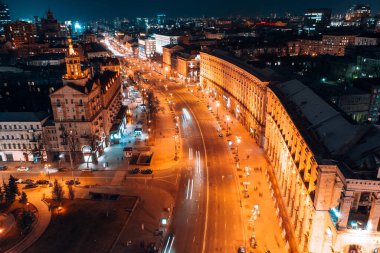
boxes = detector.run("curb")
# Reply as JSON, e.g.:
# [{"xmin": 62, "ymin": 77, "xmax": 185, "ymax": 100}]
[{"xmin": 109, "ymin": 196, "xmax": 140, "ymax": 253}]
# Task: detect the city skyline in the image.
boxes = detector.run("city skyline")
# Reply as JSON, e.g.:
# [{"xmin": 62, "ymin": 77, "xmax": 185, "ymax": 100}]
[{"xmin": 6, "ymin": 0, "xmax": 380, "ymax": 21}]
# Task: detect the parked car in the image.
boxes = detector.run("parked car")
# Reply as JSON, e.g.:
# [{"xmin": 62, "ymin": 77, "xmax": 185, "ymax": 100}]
[
  {"xmin": 0, "ymin": 165, "xmax": 8, "ymax": 171},
  {"xmin": 36, "ymin": 180, "xmax": 49, "ymax": 185},
  {"xmin": 218, "ymin": 133, "xmax": 223, "ymax": 138},
  {"xmin": 141, "ymin": 169, "xmax": 153, "ymax": 174},
  {"xmin": 128, "ymin": 168, "xmax": 140, "ymax": 174},
  {"xmin": 23, "ymin": 184, "xmax": 38, "ymax": 189},
  {"xmin": 22, "ymin": 179, "xmax": 35, "ymax": 185},
  {"xmin": 65, "ymin": 180, "xmax": 80, "ymax": 185},
  {"xmin": 238, "ymin": 246, "xmax": 246, "ymax": 253},
  {"xmin": 17, "ymin": 166, "xmax": 30, "ymax": 172}
]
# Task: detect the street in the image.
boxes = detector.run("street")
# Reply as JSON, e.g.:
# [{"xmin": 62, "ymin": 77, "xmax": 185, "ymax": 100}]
[{"xmin": 1, "ymin": 36, "xmax": 287, "ymax": 253}]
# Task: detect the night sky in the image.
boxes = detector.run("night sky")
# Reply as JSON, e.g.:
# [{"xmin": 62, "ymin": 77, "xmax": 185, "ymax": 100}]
[{"xmin": 6, "ymin": 0, "xmax": 380, "ymax": 21}]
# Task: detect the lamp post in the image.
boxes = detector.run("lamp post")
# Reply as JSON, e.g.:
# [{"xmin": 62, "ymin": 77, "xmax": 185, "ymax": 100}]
[
  {"xmin": 216, "ymin": 101, "xmax": 220, "ymax": 119},
  {"xmin": 173, "ymin": 134, "xmax": 179, "ymax": 160},
  {"xmin": 236, "ymin": 136, "xmax": 241, "ymax": 158},
  {"xmin": 226, "ymin": 115, "xmax": 231, "ymax": 136}
]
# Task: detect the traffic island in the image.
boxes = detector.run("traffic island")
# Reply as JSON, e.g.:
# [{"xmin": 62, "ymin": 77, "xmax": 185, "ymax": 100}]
[
  {"xmin": 24, "ymin": 197, "xmax": 138, "ymax": 253},
  {"xmin": 0, "ymin": 203, "xmax": 37, "ymax": 252}
]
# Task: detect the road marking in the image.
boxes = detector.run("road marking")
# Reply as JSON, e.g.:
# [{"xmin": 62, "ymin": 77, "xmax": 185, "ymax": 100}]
[
  {"xmin": 163, "ymin": 235, "xmax": 171, "ymax": 253},
  {"xmin": 168, "ymin": 236, "xmax": 175, "ymax": 253}
]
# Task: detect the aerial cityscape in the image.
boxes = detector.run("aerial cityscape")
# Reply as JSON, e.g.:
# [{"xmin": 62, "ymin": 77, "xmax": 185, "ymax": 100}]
[{"xmin": 0, "ymin": 0, "xmax": 379, "ymax": 253}]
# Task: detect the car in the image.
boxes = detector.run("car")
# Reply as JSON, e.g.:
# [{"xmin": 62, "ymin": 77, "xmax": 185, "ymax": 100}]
[
  {"xmin": 17, "ymin": 166, "xmax": 30, "ymax": 172},
  {"xmin": 65, "ymin": 180, "xmax": 80, "ymax": 185},
  {"xmin": 23, "ymin": 184, "xmax": 38, "ymax": 189},
  {"xmin": 36, "ymin": 180, "xmax": 49, "ymax": 185},
  {"xmin": 0, "ymin": 165, "xmax": 8, "ymax": 171},
  {"xmin": 141, "ymin": 169, "xmax": 153, "ymax": 174},
  {"xmin": 238, "ymin": 246, "xmax": 246, "ymax": 253},
  {"xmin": 22, "ymin": 179, "xmax": 35, "ymax": 185},
  {"xmin": 128, "ymin": 168, "xmax": 140, "ymax": 174},
  {"xmin": 218, "ymin": 133, "xmax": 223, "ymax": 138}
]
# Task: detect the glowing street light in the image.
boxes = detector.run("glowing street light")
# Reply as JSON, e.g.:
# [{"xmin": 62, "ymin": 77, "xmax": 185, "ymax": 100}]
[
  {"xmin": 226, "ymin": 115, "xmax": 231, "ymax": 136},
  {"xmin": 236, "ymin": 136, "xmax": 241, "ymax": 157},
  {"xmin": 216, "ymin": 101, "xmax": 220, "ymax": 118}
]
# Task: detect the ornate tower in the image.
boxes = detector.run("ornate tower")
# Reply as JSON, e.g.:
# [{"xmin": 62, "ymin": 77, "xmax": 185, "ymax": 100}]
[{"xmin": 63, "ymin": 38, "xmax": 89, "ymax": 85}]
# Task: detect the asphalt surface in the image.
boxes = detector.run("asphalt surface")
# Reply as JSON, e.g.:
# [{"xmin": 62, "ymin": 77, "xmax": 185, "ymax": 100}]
[{"xmin": 167, "ymin": 83, "xmax": 245, "ymax": 253}]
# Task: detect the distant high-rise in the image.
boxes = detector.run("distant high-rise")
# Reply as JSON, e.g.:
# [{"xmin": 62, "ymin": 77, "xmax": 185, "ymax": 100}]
[
  {"xmin": 4, "ymin": 21, "xmax": 36, "ymax": 48},
  {"xmin": 40, "ymin": 10, "xmax": 62, "ymax": 39},
  {"xmin": 0, "ymin": 1, "xmax": 11, "ymax": 32},
  {"xmin": 157, "ymin": 14, "xmax": 166, "ymax": 26},
  {"xmin": 303, "ymin": 8, "xmax": 332, "ymax": 35},
  {"xmin": 375, "ymin": 13, "xmax": 380, "ymax": 33},
  {"xmin": 346, "ymin": 4, "xmax": 371, "ymax": 26}
]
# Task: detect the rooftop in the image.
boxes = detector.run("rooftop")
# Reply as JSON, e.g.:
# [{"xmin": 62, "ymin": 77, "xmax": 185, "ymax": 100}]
[
  {"xmin": 203, "ymin": 49, "xmax": 284, "ymax": 82},
  {"xmin": 270, "ymin": 79, "xmax": 380, "ymax": 180},
  {"xmin": 0, "ymin": 112, "xmax": 50, "ymax": 122}
]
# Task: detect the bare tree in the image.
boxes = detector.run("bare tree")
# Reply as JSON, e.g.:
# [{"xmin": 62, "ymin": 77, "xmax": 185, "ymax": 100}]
[{"xmin": 67, "ymin": 184, "xmax": 75, "ymax": 200}]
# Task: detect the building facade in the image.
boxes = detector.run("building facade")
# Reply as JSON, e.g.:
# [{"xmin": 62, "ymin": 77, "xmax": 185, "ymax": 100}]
[
  {"xmin": 4, "ymin": 21, "xmax": 37, "ymax": 48},
  {"xmin": 154, "ymin": 34, "xmax": 181, "ymax": 54},
  {"xmin": 49, "ymin": 39, "xmax": 122, "ymax": 163},
  {"xmin": 266, "ymin": 80, "xmax": 380, "ymax": 253},
  {"xmin": 138, "ymin": 37, "xmax": 156, "ymax": 59},
  {"xmin": 176, "ymin": 53, "xmax": 199, "ymax": 82},
  {"xmin": 201, "ymin": 50, "xmax": 380, "ymax": 253},
  {"xmin": 200, "ymin": 50, "xmax": 280, "ymax": 145},
  {"xmin": 0, "ymin": 112, "xmax": 49, "ymax": 162},
  {"xmin": 303, "ymin": 8, "xmax": 332, "ymax": 35},
  {"xmin": 322, "ymin": 34, "xmax": 357, "ymax": 56},
  {"xmin": 0, "ymin": 1, "xmax": 10, "ymax": 30}
]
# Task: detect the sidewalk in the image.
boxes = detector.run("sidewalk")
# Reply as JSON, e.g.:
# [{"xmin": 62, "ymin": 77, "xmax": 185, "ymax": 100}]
[
  {"xmin": 195, "ymin": 90, "xmax": 288, "ymax": 253},
  {"xmin": 148, "ymin": 88, "xmax": 179, "ymax": 170},
  {"xmin": 68, "ymin": 183, "xmax": 174, "ymax": 253},
  {"xmin": 6, "ymin": 190, "xmax": 51, "ymax": 253}
]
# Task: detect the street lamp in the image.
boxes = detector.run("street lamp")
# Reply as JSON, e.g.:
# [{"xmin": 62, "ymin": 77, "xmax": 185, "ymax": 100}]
[
  {"xmin": 216, "ymin": 101, "xmax": 220, "ymax": 118},
  {"xmin": 226, "ymin": 115, "xmax": 231, "ymax": 136},
  {"xmin": 236, "ymin": 136, "xmax": 241, "ymax": 157},
  {"xmin": 173, "ymin": 134, "xmax": 179, "ymax": 160}
]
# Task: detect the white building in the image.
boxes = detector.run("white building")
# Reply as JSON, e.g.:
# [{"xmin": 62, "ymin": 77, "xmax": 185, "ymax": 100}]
[
  {"xmin": 0, "ymin": 112, "xmax": 49, "ymax": 162},
  {"xmin": 138, "ymin": 37, "xmax": 156, "ymax": 59},
  {"xmin": 355, "ymin": 35, "xmax": 380, "ymax": 46},
  {"xmin": 154, "ymin": 34, "xmax": 181, "ymax": 54}
]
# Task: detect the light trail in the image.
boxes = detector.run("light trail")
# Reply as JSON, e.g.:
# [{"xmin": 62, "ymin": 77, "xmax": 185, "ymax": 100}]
[{"xmin": 182, "ymin": 108, "xmax": 192, "ymax": 120}]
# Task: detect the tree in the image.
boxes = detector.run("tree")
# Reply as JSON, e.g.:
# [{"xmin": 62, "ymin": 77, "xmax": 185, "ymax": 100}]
[
  {"xmin": 8, "ymin": 175, "xmax": 19, "ymax": 197},
  {"xmin": 3, "ymin": 182, "xmax": 12, "ymax": 205},
  {"xmin": 51, "ymin": 179, "xmax": 64, "ymax": 202},
  {"xmin": 19, "ymin": 192, "xmax": 28, "ymax": 206},
  {"xmin": 0, "ymin": 185, "xmax": 4, "ymax": 204},
  {"xmin": 67, "ymin": 184, "xmax": 75, "ymax": 200}
]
